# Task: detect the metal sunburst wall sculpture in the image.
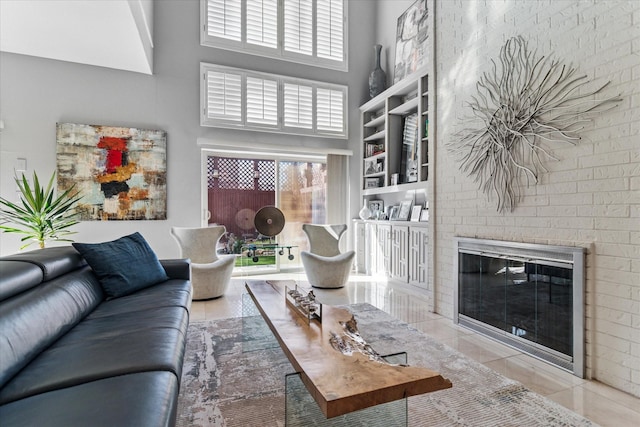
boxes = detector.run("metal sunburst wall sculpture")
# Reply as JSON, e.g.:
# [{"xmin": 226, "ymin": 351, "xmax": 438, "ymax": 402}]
[{"xmin": 450, "ymin": 36, "xmax": 621, "ymax": 213}]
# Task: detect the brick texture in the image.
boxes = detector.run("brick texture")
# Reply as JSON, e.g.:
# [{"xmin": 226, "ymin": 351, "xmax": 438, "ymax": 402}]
[{"xmin": 434, "ymin": 0, "xmax": 640, "ymax": 397}]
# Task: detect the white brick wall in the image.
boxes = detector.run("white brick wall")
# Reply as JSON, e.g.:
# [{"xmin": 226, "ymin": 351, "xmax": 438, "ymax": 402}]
[{"xmin": 434, "ymin": 0, "xmax": 640, "ymax": 397}]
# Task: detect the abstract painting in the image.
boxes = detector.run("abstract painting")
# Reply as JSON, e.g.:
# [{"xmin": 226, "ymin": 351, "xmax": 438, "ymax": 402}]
[
  {"xmin": 56, "ymin": 123, "xmax": 167, "ymax": 220},
  {"xmin": 393, "ymin": 0, "xmax": 429, "ymax": 83}
]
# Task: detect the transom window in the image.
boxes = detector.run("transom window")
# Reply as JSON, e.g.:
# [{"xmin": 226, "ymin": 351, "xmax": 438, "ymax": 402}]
[
  {"xmin": 201, "ymin": 62, "xmax": 348, "ymax": 138},
  {"xmin": 201, "ymin": 0, "xmax": 347, "ymax": 71}
]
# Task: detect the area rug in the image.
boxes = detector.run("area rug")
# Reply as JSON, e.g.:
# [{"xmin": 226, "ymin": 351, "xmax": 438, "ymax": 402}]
[{"xmin": 176, "ymin": 303, "xmax": 597, "ymax": 427}]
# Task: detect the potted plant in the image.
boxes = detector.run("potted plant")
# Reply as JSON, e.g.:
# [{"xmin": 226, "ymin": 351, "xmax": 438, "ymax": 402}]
[{"xmin": 0, "ymin": 171, "xmax": 83, "ymax": 250}]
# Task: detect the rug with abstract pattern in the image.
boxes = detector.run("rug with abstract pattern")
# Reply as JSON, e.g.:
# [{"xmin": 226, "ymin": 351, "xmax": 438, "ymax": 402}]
[{"xmin": 176, "ymin": 303, "xmax": 597, "ymax": 427}]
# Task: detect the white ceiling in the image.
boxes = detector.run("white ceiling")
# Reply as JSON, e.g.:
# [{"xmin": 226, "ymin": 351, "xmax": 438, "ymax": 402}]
[{"xmin": 0, "ymin": 0, "xmax": 154, "ymax": 75}]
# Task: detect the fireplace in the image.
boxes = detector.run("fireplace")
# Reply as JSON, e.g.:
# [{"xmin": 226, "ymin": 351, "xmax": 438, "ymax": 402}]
[{"xmin": 454, "ymin": 237, "xmax": 585, "ymax": 377}]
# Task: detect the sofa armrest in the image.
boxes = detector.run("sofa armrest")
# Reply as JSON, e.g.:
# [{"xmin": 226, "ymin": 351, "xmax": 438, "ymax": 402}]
[{"xmin": 160, "ymin": 258, "xmax": 190, "ymax": 280}]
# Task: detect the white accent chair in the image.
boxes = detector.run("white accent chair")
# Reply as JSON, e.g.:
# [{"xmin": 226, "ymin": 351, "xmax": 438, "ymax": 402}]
[
  {"xmin": 170, "ymin": 226, "xmax": 235, "ymax": 300},
  {"xmin": 300, "ymin": 224, "xmax": 355, "ymax": 289}
]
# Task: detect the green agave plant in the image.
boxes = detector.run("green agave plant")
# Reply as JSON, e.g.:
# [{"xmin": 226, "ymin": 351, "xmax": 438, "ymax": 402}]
[{"xmin": 0, "ymin": 171, "xmax": 83, "ymax": 250}]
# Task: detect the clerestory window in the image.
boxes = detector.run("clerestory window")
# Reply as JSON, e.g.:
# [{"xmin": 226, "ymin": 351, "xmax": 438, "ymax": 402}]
[
  {"xmin": 201, "ymin": 0, "xmax": 347, "ymax": 71},
  {"xmin": 201, "ymin": 63, "xmax": 347, "ymax": 138}
]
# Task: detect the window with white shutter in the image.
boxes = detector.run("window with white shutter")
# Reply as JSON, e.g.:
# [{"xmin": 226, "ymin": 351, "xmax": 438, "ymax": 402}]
[
  {"xmin": 205, "ymin": 70, "xmax": 242, "ymax": 122},
  {"xmin": 283, "ymin": 0, "xmax": 313, "ymax": 55},
  {"xmin": 316, "ymin": 0, "xmax": 343, "ymax": 61},
  {"xmin": 206, "ymin": 0, "xmax": 242, "ymax": 41},
  {"xmin": 246, "ymin": 76, "xmax": 278, "ymax": 126},
  {"xmin": 246, "ymin": 0, "xmax": 278, "ymax": 48},
  {"xmin": 201, "ymin": 63, "xmax": 347, "ymax": 138},
  {"xmin": 316, "ymin": 87, "xmax": 344, "ymax": 133},
  {"xmin": 201, "ymin": 0, "xmax": 347, "ymax": 71},
  {"xmin": 283, "ymin": 83, "xmax": 313, "ymax": 129}
]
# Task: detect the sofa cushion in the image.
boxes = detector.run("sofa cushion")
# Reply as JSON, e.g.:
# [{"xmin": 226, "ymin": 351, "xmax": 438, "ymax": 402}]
[
  {"xmin": 86, "ymin": 280, "xmax": 192, "ymax": 319},
  {"xmin": 0, "ymin": 267, "xmax": 103, "ymax": 390},
  {"xmin": 0, "ymin": 261, "xmax": 43, "ymax": 302},
  {"xmin": 1, "ymin": 246, "xmax": 87, "ymax": 282},
  {"xmin": 0, "ymin": 372, "xmax": 178, "ymax": 427},
  {"xmin": 73, "ymin": 232, "xmax": 168, "ymax": 299}
]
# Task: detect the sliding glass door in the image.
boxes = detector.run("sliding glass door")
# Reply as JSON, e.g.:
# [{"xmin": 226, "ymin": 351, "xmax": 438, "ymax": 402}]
[{"xmin": 204, "ymin": 152, "xmax": 326, "ymax": 274}]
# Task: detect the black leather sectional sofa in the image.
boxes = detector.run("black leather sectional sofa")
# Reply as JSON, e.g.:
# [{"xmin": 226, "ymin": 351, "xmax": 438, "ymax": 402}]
[{"xmin": 0, "ymin": 245, "xmax": 192, "ymax": 426}]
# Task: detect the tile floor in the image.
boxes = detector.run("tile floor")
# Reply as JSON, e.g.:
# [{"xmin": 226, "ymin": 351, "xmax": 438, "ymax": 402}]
[{"xmin": 190, "ymin": 272, "xmax": 640, "ymax": 427}]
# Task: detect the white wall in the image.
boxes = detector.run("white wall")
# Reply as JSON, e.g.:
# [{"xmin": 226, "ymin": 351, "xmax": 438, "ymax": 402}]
[
  {"xmin": 430, "ymin": 0, "xmax": 639, "ymax": 397},
  {"xmin": 0, "ymin": 0, "xmax": 375, "ymax": 258}
]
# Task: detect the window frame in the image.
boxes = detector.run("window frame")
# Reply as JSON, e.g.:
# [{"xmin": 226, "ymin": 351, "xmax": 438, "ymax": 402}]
[
  {"xmin": 200, "ymin": 0, "xmax": 348, "ymax": 72},
  {"xmin": 201, "ymin": 62, "xmax": 348, "ymax": 139}
]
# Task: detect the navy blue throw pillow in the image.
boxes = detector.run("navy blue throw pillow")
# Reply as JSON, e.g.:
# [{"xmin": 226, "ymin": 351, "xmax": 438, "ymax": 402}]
[{"xmin": 73, "ymin": 232, "xmax": 169, "ymax": 299}]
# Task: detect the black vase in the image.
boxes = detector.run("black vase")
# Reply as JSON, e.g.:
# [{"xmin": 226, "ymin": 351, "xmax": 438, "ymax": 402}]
[{"xmin": 369, "ymin": 44, "xmax": 387, "ymax": 99}]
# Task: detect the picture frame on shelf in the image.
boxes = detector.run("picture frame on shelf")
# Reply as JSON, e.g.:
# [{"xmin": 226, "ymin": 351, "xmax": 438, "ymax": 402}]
[
  {"xmin": 388, "ymin": 205, "xmax": 399, "ymax": 221},
  {"xmin": 410, "ymin": 205, "xmax": 422, "ymax": 222},
  {"xmin": 364, "ymin": 158, "xmax": 377, "ymax": 175},
  {"xmin": 396, "ymin": 200, "xmax": 413, "ymax": 221},
  {"xmin": 365, "ymin": 178, "xmax": 380, "ymax": 189},
  {"xmin": 420, "ymin": 209, "xmax": 430, "ymax": 222},
  {"xmin": 369, "ymin": 200, "xmax": 384, "ymax": 216}
]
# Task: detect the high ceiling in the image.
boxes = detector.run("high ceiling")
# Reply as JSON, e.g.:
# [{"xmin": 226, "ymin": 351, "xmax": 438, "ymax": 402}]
[{"xmin": 0, "ymin": 0, "xmax": 154, "ymax": 75}]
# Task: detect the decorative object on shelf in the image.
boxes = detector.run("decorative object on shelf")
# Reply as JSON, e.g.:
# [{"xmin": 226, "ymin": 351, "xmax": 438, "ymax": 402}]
[
  {"xmin": 391, "ymin": 173, "xmax": 399, "ymax": 185},
  {"xmin": 56, "ymin": 123, "xmax": 167, "ymax": 221},
  {"xmin": 0, "ymin": 171, "xmax": 83, "ymax": 250},
  {"xmin": 393, "ymin": 0, "xmax": 429, "ymax": 84},
  {"xmin": 396, "ymin": 200, "xmax": 413, "ymax": 221},
  {"xmin": 449, "ymin": 36, "xmax": 621, "ymax": 213},
  {"xmin": 369, "ymin": 44, "xmax": 387, "ymax": 98},
  {"xmin": 401, "ymin": 112, "xmax": 419, "ymax": 183},
  {"xmin": 419, "ymin": 209, "xmax": 429, "ymax": 222},
  {"xmin": 410, "ymin": 205, "xmax": 422, "ymax": 222},
  {"xmin": 358, "ymin": 201, "xmax": 372, "ymax": 220}
]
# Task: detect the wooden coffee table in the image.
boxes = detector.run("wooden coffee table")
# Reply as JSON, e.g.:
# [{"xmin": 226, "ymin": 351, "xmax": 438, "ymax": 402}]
[{"xmin": 244, "ymin": 280, "xmax": 452, "ymax": 419}]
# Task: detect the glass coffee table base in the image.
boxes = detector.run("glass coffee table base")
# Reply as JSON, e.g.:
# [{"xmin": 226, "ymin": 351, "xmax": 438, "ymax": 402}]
[{"xmin": 241, "ymin": 292, "xmax": 279, "ymax": 353}]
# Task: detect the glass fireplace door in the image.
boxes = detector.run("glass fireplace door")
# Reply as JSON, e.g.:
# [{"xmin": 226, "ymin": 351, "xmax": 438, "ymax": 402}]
[
  {"xmin": 458, "ymin": 253, "xmax": 507, "ymax": 333},
  {"xmin": 458, "ymin": 251, "xmax": 574, "ymax": 363}
]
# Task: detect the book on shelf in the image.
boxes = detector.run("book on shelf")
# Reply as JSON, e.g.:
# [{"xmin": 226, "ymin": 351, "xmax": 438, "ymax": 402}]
[{"xmin": 365, "ymin": 143, "xmax": 385, "ymax": 158}]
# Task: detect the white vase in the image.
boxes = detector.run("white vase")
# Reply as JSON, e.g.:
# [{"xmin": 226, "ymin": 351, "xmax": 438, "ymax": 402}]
[{"xmin": 359, "ymin": 202, "xmax": 371, "ymax": 220}]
